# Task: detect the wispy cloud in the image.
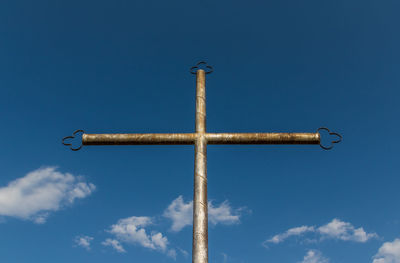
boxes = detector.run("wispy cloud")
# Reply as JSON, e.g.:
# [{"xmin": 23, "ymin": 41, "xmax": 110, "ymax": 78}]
[
  {"xmin": 167, "ymin": 249, "xmax": 177, "ymax": 260},
  {"xmin": 104, "ymin": 216, "xmax": 175, "ymax": 258},
  {"xmin": 0, "ymin": 167, "xmax": 95, "ymax": 223},
  {"xmin": 373, "ymin": 238, "xmax": 400, "ymax": 263},
  {"xmin": 267, "ymin": 226, "xmax": 315, "ymax": 244},
  {"xmin": 318, "ymin": 218, "xmax": 377, "ymax": 242},
  {"xmin": 163, "ymin": 196, "xmax": 192, "ymax": 232},
  {"xmin": 163, "ymin": 196, "xmax": 243, "ymax": 232},
  {"xmin": 299, "ymin": 250, "xmax": 329, "ymax": 263},
  {"xmin": 265, "ymin": 218, "xmax": 377, "ymax": 246},
  {"xmin": 177, "ymin": 247, "xmax": 189, "ymax": 258},
  {"xmin": 102, "ymin": 238, "xmax": 126, "ymax": 253},
  {"xmin": 74, "ymin": 235, "xmax": 94, "ymax": 250},
  {"xmin": 107, "ymin": 216, "xmax": 167, "ymax": 250},
  {"xmin": 209, "ymin": 201, "xmax": 241, "ymax": 225}
]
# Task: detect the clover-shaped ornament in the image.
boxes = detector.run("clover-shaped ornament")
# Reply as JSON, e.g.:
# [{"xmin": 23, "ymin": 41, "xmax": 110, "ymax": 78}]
[
  {"xmin": 317, "ymin": 127, "xmax": 342, "ymax": 150},
  {"xmin": 62, "ymin": 129, "xmax": 85, "ymax": 151},
  {"xmin": 190, "ymin": 61, "xmax": 213, "ymax": 75}
]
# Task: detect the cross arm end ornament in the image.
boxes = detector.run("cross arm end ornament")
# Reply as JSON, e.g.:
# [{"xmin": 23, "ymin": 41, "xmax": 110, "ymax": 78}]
[
  {"xmin": 62, "ymin": 128, "xmax": 342, "ymax": 151},
  {"xmin": 62, "ymin": 129, "xmax": 85, "ymax": 151}
]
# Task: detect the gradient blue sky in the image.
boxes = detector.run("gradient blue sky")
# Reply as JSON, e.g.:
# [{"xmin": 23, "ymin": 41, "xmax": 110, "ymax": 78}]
[{"xmin": 1, "ymin": 0, "xmax": 399, "ymax": 262}]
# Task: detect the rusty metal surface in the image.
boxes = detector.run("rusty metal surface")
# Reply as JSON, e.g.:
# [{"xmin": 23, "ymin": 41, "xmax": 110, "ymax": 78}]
[
  {"xmin": 80, "ymin": 132, "xmax": 319, "ymax": 145},
  {"xmin": 206, "ymin": 132, "xmax": 320, "ymax": 145},
  {"xmin": 193, "ymin": 69, "xmax": 208, "ymax": 263},
  {"xmin": 83, "ymin": 133, "xmax": 196, "ymax": 145}
]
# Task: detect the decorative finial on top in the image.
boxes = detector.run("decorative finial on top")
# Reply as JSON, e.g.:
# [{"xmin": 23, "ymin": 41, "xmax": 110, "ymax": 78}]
[
  {"xmin": 62, "ymin": 129, "xmax": 85, "ymax": 151},
  {"xmin": 190, "ymin": 61, "xmax": 213, "ymax": 75},
  {"xmin": 317, "ymin": 127, "xmax": 342, "ymax": 150}
]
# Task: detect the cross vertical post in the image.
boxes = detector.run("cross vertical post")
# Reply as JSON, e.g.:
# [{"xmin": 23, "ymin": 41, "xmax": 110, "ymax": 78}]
[
  {"xmin": 193, "ymin": 69, "xmax": 208, "ymax": 263},
  {"xmin": 62, "ymin": 61, "xmax": 342, "ymax": 263}
]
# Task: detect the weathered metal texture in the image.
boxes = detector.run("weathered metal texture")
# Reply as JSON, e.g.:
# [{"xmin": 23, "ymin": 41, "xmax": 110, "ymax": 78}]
[
  {"xmin": 193, "ymin": 69, "xmax": 208, "ymax": 263},
  {"xmin": 196, "ymin": 70, "xmax": 206, "ymax": 133},
  {"xmin": 83, "ymin": 133, "xmax": 196, "ymax": 145},
  {"xmin": 206, "ymin": 132, "xmax": 320, "ymax": 144},
  {"xmin": 82, "ymin": 132, "xmax": 319, "ymax": 145}
]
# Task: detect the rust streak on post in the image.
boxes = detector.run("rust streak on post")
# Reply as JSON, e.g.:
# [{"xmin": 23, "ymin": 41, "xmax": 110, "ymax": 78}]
[
  {"xmin": 206, "ymin": 133, "xmax": 320, "ymax": 144},
  {"xmin": 193, "ymin": 69, "xmax": 208, "ymax": 263}
]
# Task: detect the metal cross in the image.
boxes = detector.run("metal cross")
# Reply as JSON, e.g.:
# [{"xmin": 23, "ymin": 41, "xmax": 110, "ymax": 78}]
[{"xmin": 62, "ymin": 61, "xmax": 342, "ymax": 263}]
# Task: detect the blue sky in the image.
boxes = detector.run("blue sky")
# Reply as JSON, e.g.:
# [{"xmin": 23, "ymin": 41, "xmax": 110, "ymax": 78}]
[{"xmin": 0, "ymin": 0, "xmax": 399, "ymax": 262}]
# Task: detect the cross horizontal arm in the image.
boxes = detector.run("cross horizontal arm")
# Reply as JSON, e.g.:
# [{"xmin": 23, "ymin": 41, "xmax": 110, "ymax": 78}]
[
  {"xmin": 81, "ymin": 132, "xmax": 320, "ymax": 145},
  {"xmin": 206, "ymin": 132, "xmax": 320, "ymax": 145},
  {"xmin": 83, "ymin": 133, "xmax": 197, "ymax": 145}
]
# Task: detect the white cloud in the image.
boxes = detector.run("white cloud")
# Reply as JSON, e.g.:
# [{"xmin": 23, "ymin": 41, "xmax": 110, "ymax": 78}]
[
  {"xmin": 265, "ymin": 218, "xmax": 377, "ymax": 245},
  {"xmin": 300, "ymin": 250, "xmax": 329, "ymax": 263},
  {"xmin": 177, "ymin": 247, "xmax": 189, "ymax": 258},
  {"xmin": 373, "ymin": 239, "xmax": 400, "ymax": 263},
  {"xmin": 106, "ymin": 216, "xmax": 169, "ymax": 252},
  {"xmin": 102, "ymin": 238, "xmax": 126, "ymax": 253},
  {"xmin": 318, "ymin": 218, "xmax": 377, "ymax": 242},
  {"xmin": 163, "ymin": 196, "xmax": 192, "ymax": 232},
  {"xmin": 267, "ymin": 226, "xmax": 315, "ymax": 244},
  {"xmin": 163, "ymin": 196, "xmax": 242, "ymax": 232},
  {"xmin": 209, "ymin": 201, "xmax": 240, "ymax": 225},
  {"xmin": 167, "ymin": 249, "xmax": 177, "ymax": 260},
  {"xmin": 151, "ymin": 232, "xmax": 168, "ymax": 251},
  {"xmin": 104, "ymin": 216, "xmax": 188, "ymax": 260},
  {"xmin": 0, "ymin": 167, "xmax": 95, "ymax": 223},
  {"xmin": 74, "ymin": 235, "xmax": 94, "ymax": 250}
]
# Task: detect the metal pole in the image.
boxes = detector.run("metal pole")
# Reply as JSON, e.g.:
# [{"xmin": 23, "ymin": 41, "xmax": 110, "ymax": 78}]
[
  {"xmin": 83, "ymin": 133, "xmax": 197, "ymax": 145},
  {"xmin": 81, "ymin": 132, "xmax": 320, "ymax": 145},
  {"xmin": 206, "ymin": 132, "xmax": 320, "ymax": 144},
  {"xmin": 193, "ymin": 69, "xmax": 208, "ymax": 263}
]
